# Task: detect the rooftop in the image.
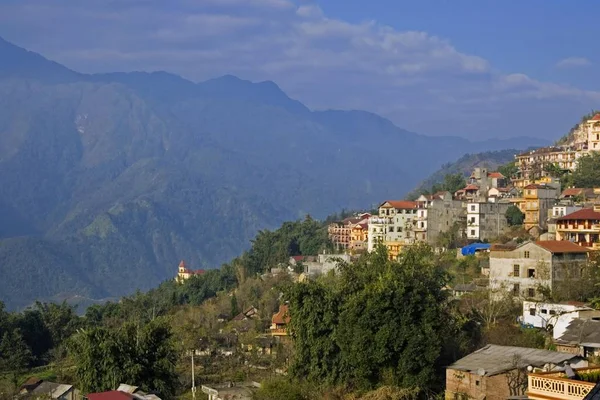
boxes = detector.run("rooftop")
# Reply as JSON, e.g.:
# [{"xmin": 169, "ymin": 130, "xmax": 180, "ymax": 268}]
[
  {"xmin": 31, "ymin": 382, "xmax": 74, "ymax": 399},
  {"xmin": 535, "ymin": 240, "xmax": 590, "ymax": 254},
  {"xmin": 88, "ymin": 391, "xmax": 135, "ymax": 400},
  {"xmin": 272, "ymin": 304, "xmax": 290, "ymax": 325},
  {"xmin": 448, "ymin": 344, "xmax": 580, "ymax": 377},
  {"xmin": 557, "ymin": 319, "xmax": 600, "ymax": 347},
  {"xmin": 558, "ymin": 208, "xmax": 600, "ymax": 221},
  {"xmin": 380, "ymin": 200, "xmax": 419, "ymax": 209}
]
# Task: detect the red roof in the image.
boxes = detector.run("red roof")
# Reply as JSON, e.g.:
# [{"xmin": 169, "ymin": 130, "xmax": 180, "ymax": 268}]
[
  {"xmin": 178, "ymin": 260, "xmax": 186, "ymax": 269},
  {"xmin": 381, "ymin": 200, "xmax": 418, "ymax": 209},
  {"xmin": 561, "ymin": 188, "xmax": 584, "ymax": 197},
  {"xmin": 291, "ymin": 255, "xmax": 305, "ymax": 262},
  {"xmin": 558, "ymin": 208, "xmax": 600, "ymax": 221},
  {"xmin": 464, "ymin": 184, "xmax": 479, "ymax": 191},
  {"xmin": 272, "ymin": 304, "xmax": 290, "ymax": 325},
  {"xmin": 591, "ymin": 113, "xmax": 600, "ymax": 121},
  {"xmin": 88, "ymin": 391, "xmax": 135, "ymax": 400},
  {"xmin": 535, "ymin": 240, "xmax": 589, "ymax": 254},
  {"xmin": 488, "ymin": 172, "xmax": 505, "ymax": 178}
]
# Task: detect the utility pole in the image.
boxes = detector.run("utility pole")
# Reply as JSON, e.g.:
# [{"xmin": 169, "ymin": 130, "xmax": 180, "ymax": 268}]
[{"xmin": 191, "ymin": 352, "xmax": 196, "ymax": 400}]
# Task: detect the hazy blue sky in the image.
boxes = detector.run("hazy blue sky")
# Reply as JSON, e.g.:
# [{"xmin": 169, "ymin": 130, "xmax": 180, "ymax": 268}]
[{"xmin": 1, "ymin": 0, "xmax": 598, "ymax": 140}]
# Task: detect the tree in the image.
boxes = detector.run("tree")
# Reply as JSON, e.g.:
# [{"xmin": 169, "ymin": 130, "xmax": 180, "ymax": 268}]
[
  {"xmin": 572, "ymin": 152, "xmax": 600, "ymax": 188},
  {"xmin": 286, "ymin": 245, "xmax": 454, "ymax": 392},
  {"xmin": 0, "ymin": 329, "xmax": 32, "ymax": 390},
  {"xmin": 69, "ymin": 318, "xmax": 178, "ymax": 398},
  {"xmin": 506, "ymin": 205, "xmax": 524, "ymax": 226},
  {"xmin": 498, "ymin": 162, "xmax": 518, "ymax": 179}
]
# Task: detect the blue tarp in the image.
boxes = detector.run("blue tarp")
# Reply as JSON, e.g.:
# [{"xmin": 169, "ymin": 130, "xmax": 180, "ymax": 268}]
[{"xmin": 461, "ymin": 243, "xmax": 491, "ymax": 256}]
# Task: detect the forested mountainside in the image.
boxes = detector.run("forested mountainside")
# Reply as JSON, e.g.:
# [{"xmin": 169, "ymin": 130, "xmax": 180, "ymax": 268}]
[{"xmin": 0, "ymin": 36, "xmax": 547, "ymax": 309}]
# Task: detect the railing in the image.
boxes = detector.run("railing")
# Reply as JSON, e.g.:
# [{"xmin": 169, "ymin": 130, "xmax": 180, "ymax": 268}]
[
  {"xmin": 527, "ymin": 372, "xmax": 596, "ymax": 400},
  {"xmin": 269, "ymin": 328, "xmax": 288, "ymax": 336}
]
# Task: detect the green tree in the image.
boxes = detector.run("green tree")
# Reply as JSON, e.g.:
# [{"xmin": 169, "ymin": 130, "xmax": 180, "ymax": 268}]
[
  {"xmin": 69, "ymin": 318, "xmax": 178, "ymax": 398},
  {"xmin": 0, "ymin": 329, "xmax": 32, "ymax": 390},
  {"xmin": 498, "ymin": 162, "xmax": 518, "ymax": 179},
  {"xmin": 506, "ymin": 205, "xmax": 524, "ymax": 226},
  {"xmin": 254, "ymin": 378, "xmax": 308, "ymax": 400},
  {"xmin": 230, "ymin": 294, "xmax": 240, "ymax": 318},
  {"xmin": 286, "ymin": 245, "xmax": 453, "ymax": 392},
  {"xmin": 572, "ymin": 153, "xmax": 600, "ymax": 188}
]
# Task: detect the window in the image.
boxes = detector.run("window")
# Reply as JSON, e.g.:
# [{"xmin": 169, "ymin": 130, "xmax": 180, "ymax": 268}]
[
  {"xmin": 471, "ymin": 205, "xmax": 476, "ymax": 211},
  {"xmin": 524, "ymin": 251, "xmax": 530, "ymax": 259},
  {"xmin": 512, "ymin": 284, "xmax": 520, "ymax": 296},
  {"xmin": 541, "ymin": 309, "xmax": 547, "ymax": 314},
  {"xmin": 470, "ymin": 229, "xmax": 476, "ymax": 236},
  {"xmin": 529, "ymin": 308, "xmax": 536, "ymax": 316},
  {"xmin": 549, "ymin": 310, "xmax": 556, "ymax": 315},
  {"xmin": 528, "ymin": 268, "xmax": 535, "ymax": 278},
  {"xmin": 528, "ymin": 288, "xmax": 535, "ymax": 298},
  {"xmin": 475, "ymin": 380, "xmax": 480, "ymax": 386},
  {"xmin": 397, "ymin": 227, "xmax": 402, "ymax": 232},
  {"xmin": 470, "ymin": 217, "xmax": 476, "ymax": 223},
  {"xmin": 513, "ymin": 264, "xmax": 520, "ymax": 277}
]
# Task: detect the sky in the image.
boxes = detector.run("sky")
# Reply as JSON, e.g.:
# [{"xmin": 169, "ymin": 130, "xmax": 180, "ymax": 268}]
[{"xmin": 0, "ymin": 0, "xmax": 598, "ymax": 140}]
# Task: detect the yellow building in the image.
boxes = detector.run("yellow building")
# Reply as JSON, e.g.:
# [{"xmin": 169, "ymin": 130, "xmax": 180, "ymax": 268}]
[
  {"xmin": 349, "ymin": 222, "xmax": 368, "ymax": 253},
  {"xmin": 176, "ymin": 260, "xmax": 205, "ymax": 282},
  {"xmin": 384, "ymin": 241, "xmax": 407, "ymax": 260},
  {"xmin": 514, "ymin": 147, "xmax": 578, "ymax": 188},
  {"xmin": 518, "ymin": 184, "xmax": 559, "ymax": 231}
]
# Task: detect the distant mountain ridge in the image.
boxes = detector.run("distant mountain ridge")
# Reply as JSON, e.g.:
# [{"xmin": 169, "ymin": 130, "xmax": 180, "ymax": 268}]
[{"xmin": 0, "ymin": 37, "xmax": 549, "ymax": 309}]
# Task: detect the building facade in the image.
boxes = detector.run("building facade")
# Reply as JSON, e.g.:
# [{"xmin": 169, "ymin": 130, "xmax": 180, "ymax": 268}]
[
  {"xmin": 367, "ymin": 201, "xmax": 419, "ymax": 252},
  {"xmin": 518, "ymin": 184, "xmax": 560, "ymax": 231},
  {"xmin": 489, "ymin": 241, "xmax": 589, "ymax": 299},
  {"xmin": 466, "ymin": 202, "xmax": 511, "ymax": 241},
  {"xmin": 556, "ymin": 206, "xmax": 600, "ymax": 249}
]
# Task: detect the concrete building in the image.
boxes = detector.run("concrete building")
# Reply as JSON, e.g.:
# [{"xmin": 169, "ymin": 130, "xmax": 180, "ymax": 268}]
[
  {"xmin": 518, "ymin": 184, "xmax": 560, "ymax": 231},
  {"xmin": 585, "ymin": 113, "xmax": 600, "ymax": 152},
  {"xmin": 514, "ymin": 147, "xmax": 580, "ymax": 188},
  {"xmin": 555, "ymin": 319, "xmax": 600, "ymax": 357},
  {"xmin": 466, "ymin": 202, "xmax": 511, "ymax": 241},
  {"xmin": 445, "ymin": 344, "xmax": 586, "ymax": 400},
  {"xmin": 367, "ymin": 201, "xmax": 419, "ymax": 252},
  {"xmin": 489, "ymin": 241, "xmax": 589, "ymax": 299},
  {"xmin": 327, "ymin": 213, "xmax": 370, "ymax": 251},
  {"xmin": 527, "ymin": 366, "xmax": 600, "ymax": 400},
  {"xmin": 556, "ymin": 206, "xmax": 600, "ymax": 249},
  {"xmin": 415, "ymin": 193, "xmax": 466, "ymax": 246},
  {"xmin": 521, "ymin": 301, "xmax": 600, "ymax": 340}
]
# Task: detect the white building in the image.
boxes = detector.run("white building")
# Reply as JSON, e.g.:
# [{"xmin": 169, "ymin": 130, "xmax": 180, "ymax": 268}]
[
  {"xmin": 521, "ymin": 301, "xmax": 600, "ymax": 340},
  {"xmin": 367, "ymin": 201, "xmax": 419, "ymax": 251},
  {"xmin": 550, "ymin": 205, "xmax": 582, "ymax": 219}
]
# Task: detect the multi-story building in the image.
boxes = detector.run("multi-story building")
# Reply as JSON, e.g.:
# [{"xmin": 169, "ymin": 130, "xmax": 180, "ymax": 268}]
[
  {"xmin": 585, "ymin": 112, "xmax": 600, "ymax": 152},
  {"xmin": 367, "ymin": 201, "xmax": 419, "ymax": 252},
  {"xmin": 176, "ymin": 260, "xmax": 205, "ymax": 282},
  {"xmin": 514, "ymin": 147, "xmax": 579, "ymax": 188},
  {"xmin": 466, "ymin": 202, "xmax": 511, "ymax": 241},
  {"xmin": 517, "ymin": 184, "xmax": 560, "ymax": 231},
  {"xmin": 489, "ymin": 241, "xmax": 589, "ymax": 299},
  {"xmin": 349, "ymin": 221, "xmax": 369, "ymax": 253},
  {"xmin": 556, "ymin": 206, "xmax": 600, "ymax": 249},
  {"xmin": 425, "ymin": 196, "xmax": 466, "ymax": 245},
  {"xmin": 328, "ymin": 213, "xmax": 370, "ymax": 250}
]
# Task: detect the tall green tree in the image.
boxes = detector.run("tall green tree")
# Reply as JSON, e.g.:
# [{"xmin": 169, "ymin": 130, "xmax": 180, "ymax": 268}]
[
  {"xmin": 506, "ymin": 205, "xmax": 524, "ymax": 226},
  {"xmin": 286, "ymin": 245, "xmax": 453, "ymax": 392},
  {"xmin": 69, "ymin": 318, "xmax": 178, "ymax": 398},
  {"xmin": 0, "ymin": 329, "xmax": 32, "ymax": 389},
  {"xmin": 572, "ymin": 153, "xmax": 600, "ymax": 188}
]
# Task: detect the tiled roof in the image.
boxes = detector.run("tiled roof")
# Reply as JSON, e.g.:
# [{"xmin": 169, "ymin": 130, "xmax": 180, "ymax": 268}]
[
  {"xmin": 88, "ymin": 391, "xmax": 135, "ymax": 400},
  {"xmin": 272, "ymin": 304, "xmax": 290, "ymax": 325},
  {"xmin": 591, "ymin": 113, "xmax": 600, "ymax": 121},
  {"xmin": 535, "ymin": 240, "xmax": 589, "ymax": 254},
  {"xmin": 561, "ymin": 188, "xmax": 584, "ymax": 197},
  {"xmin": 558, "ymin": 208, "xmax": 600, "ymax": 221},
  {"xmin": 380, "ymin": 200, "xmax": 418, "ymax": 209},
  {"xmin": 449, "ymin": 344, "xmax": 580, "ymax": 377},
  {"xmin": 487, "ymin": 172, "xmax": 505, "ymax": 178},
  {"xmin": 464, "ymin": 184, "xmax": 479, "ymax": 191}
]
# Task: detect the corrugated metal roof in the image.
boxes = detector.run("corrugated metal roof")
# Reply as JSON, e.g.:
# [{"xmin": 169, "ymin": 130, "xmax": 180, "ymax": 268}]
[
  {"xmin": 448, "ymin": 344, "xmax": 580, "ymax": 376},
  {"xmin": 557, "ymin": 319, "xmax": 600, "ymax": 346}
]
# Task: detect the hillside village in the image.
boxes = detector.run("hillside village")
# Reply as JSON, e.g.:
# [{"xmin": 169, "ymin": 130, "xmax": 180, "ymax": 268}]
[{"xmin": 6, "ymin": 114, "xmax": 600, "ymax": 400}]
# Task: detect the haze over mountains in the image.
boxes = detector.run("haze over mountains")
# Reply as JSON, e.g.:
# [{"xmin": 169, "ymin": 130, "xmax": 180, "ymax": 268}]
[{"xmin": 0, "ymin": 37, "xmax": 548, "ymax": 309}]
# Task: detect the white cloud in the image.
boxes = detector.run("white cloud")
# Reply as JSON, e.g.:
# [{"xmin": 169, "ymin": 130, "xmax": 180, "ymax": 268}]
[
  {"xmin": 0, "ymin": 0, "xmax": 598, "ymax": 139},
  {"xmin": 556, "ymin": 57, "xmax": 591, "ymax": 69}
]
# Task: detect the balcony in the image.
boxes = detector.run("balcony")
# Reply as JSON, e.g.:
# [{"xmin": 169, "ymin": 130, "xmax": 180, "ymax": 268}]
[
  {"xmin": 527, "ymin": 370, "xmax": 597, "ymax": 400},
  {"xmin": 268, "ymin": 328, "xmax": 288, "ymax": 336}
]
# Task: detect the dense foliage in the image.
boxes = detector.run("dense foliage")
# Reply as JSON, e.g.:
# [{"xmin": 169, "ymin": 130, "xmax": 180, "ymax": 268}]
[
  {"xmin": 286, "ymin": 245, "xmax": 453, "ymax": 392},
  {"xmin": 505, "ymin": 205, "xmax": 525, "ymax": 226},
  {"xmin": 572, "ymin": 152, "xmax": 600, "ymax": 188}
]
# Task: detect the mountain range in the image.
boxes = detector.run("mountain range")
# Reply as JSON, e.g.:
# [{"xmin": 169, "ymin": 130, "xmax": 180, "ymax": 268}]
[{"xmin": 0, "ymin": 37, "xmax": 548, "ymax": 309}]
